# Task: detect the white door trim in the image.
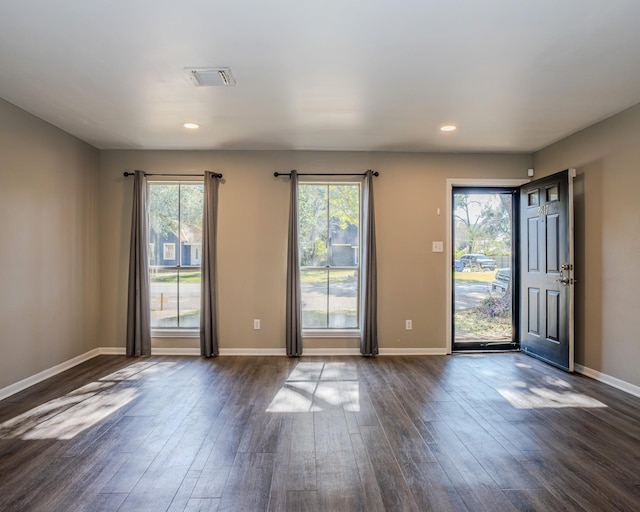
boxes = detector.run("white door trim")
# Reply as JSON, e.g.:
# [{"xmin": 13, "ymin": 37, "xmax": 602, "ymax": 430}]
[{"xmin": 445, "ymin": 178, "xmax": 530, "ymax": 354}]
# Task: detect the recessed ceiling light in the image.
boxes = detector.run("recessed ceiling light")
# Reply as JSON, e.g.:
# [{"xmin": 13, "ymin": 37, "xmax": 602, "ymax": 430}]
[
  {"xmin": 440, "ymin": 125, "xmax": 457, "ymax": 132},
  {"xmin": 183, "ymin": 123, "xmax": 200, "ymax": 129}
]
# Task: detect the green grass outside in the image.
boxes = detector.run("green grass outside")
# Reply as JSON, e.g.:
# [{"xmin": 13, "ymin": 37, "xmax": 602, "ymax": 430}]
[
  {"xmin": 301, "ymin": 269, "xmax": 357, "ymax": 284},
  {"xmin": 150, "ymin": 271, "xmax": 201, "ymax": 284},
  {"xmin": 302, "ymin": 309, "xmax": 357, "ymax": 329},
  {"xmin": 153, "ymin": 310, "xmax": 200, "ymax": 328},
  {"xmin": 455, "ymin": 308, "xmax": 511, "ymax": 340},
  {"xmin": 454, "ymin": 270, "xmax": 496, "ymax": 283},
  {"xmin": 455, "ymin": 295, "xmax": 512, "ymax": 341}
]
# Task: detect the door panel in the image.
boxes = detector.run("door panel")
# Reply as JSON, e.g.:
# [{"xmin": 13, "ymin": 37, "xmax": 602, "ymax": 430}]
[
  {"xmin": 546, "ymin": 214, "xmax": 560, "ymax": 272},
  {"xmin": 519, "ymin": 170, "xmax": 574, "ymax": 371},
  {"xmin": 528, "ymin": 289, "xmax": 540, "ymax": 335},
  {"xmin": 527, "ymin": 218, "xmax": 539, "ymax": 271},
  {"xmin": 546, "ymin": 290, "xmax": 560, "ymax": 341}
]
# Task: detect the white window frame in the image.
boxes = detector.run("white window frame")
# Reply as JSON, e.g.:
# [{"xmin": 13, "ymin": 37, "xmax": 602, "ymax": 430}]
[
  {"xmin": 298, "ymin": 179, "xmax": 362, "ymax": 338},
  {"xmin": 147, "ymin": 177, "xmax": 203, "ymax": 338}
]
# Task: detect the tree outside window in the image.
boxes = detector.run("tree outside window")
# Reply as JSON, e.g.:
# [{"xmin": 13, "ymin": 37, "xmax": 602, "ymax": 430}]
[{"xmin": 298, "ymin": 183, "xmax": 360, "ymax": 330}]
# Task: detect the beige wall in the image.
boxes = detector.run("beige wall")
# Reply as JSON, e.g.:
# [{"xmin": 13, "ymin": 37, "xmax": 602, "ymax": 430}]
[
  {"xmin": 99, "ymin": 150, "xmax": 530, "ymax": 352},
  {"xmin": 0, "ymin": 99, "xmax": 100, "ymax": 390},
  {"xmin": 534, "ymin": 103, "xmax": 640, "ymax": 387},
  {"xmin": 2, "ymin": 90, "xmax": 638, "ymax": 392}
]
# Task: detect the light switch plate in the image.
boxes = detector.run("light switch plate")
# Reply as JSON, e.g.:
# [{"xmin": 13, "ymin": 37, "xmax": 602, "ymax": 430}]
[{"xmin": 432, "ymin": 241, "xmax": 444, "ymax": 252}]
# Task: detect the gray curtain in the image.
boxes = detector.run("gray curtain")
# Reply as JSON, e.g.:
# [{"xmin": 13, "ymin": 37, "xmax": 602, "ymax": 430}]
[
  {"xmin": 201, "ymin": 172, "xmax": 220, "ymax": 357},
  {"xmin": 286, "ymin": 171, "xmax": 303, "ymax": 356},
  {"xmin": 126, "ymin": 170, "xmax": 151, "ymax": 357},
  {"xmin": 360, "ymin": 170, "xmax": 378, "ymax": 355}
]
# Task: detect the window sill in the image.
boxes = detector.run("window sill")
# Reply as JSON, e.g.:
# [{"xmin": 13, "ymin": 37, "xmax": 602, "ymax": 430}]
[
  {"xmin": 151, "ymin": 329, "xmax": 200, "ymax": 339},
  {"xmin": 303, "ymin": 329, "xmax": 361, "ymax": 339}
]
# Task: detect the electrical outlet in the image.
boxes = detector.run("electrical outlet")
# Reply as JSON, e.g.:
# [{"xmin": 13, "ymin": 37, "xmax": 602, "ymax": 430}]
[
  {"xmin": 432, "ymin": 241, "xmax": 444, "ymax": 252},
  {"xmin": 253, "ymin": 319, "xmax": 261, "ymax": 330},
  {"xmin": 405, "ymin": 319, "xmax": 412, "ymax": 330}
]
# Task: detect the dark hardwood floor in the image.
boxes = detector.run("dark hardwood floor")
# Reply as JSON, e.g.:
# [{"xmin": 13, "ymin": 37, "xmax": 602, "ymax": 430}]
[{"xmin": 1, "ymin": 353, "xmax": 639, "ymax": 511}]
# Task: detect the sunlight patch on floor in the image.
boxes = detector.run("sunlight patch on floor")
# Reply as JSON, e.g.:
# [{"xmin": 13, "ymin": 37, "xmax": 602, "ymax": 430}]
[
  {"xmin": 498, "ymin": 386, "xmax": 607, "ymax": 409},
  {"xmin": 0, "ymin": 385, "xmax": 138, "ymax": 440},
  {"xmin": 266, "ymin": 362, "xmax": 360, "ymax": 413},
  {"xmin": 99, "ymin": 361, "xmax": 177, "ymax": 381},
  {"xmin": 0, "ymin": 363, "xmax": 161, "ymax": 440},
  {"xmin": 18, "ymin": 389, "xmax": 136, "ymax": 439}
]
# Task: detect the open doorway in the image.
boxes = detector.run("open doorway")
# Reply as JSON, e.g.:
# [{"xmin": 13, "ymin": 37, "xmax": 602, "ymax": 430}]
[
  {"xmin": 447, "ymin": 172, "xmax": 575, "ymax": 370},
  {"xmin": 452, "ymin": 187, "xmax": 518, "ymax": 350}
]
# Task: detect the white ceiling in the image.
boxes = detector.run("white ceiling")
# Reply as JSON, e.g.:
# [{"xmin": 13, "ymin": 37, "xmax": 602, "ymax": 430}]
[{"xmin": 1, "ymin": 0, "xmax": 640, "ymax": 152}]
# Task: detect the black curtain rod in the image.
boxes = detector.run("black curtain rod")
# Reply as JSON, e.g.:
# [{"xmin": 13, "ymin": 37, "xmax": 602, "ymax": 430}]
[
  {"xmin": 274, "ymin": 170, "xmax": 379, "ymax": 177},
  {"xmin": 123, "ymin": 171, "xmax": 223, "ymax": 178}
]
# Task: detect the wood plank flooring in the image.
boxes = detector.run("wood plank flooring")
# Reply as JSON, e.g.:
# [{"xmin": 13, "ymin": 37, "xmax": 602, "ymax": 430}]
[{"xmin": 1, "ymin": 353, "xmax": 639, "ymax": 511}]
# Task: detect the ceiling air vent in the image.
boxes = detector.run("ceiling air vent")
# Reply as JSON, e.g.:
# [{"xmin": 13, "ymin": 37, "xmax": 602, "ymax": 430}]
[{"xmin": 185, "ymin": 67, "xmax": 236, "ymax": 86}]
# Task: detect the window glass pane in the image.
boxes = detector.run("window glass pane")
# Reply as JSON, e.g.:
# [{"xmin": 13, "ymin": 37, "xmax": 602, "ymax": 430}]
[
  {"xmin": 528, "ymin": 190, "xmax": 539, "ymax": 207},
  {"xmin": 329, "ymin": 185, "xmax": 359, "ymax": 267},
  {"xmin": 150, "ymin": 268, "xmax": 178, "ymax": 328},
  {"xmin": 298, "ymin": 182, "xmax": 361, "ymax": 331},
  {"xmin": 298, "ymin": 185, "xmax": 328, "ymax": 267},
  {"xmin": 148, "ymin": 182, "xmax": 202, "ymax": 329},
  {"xmin": 301, "ymin": 269, "xmax": 328, "ymax": 328},
  {"xmin": 546, "ymin": 186, "xmax": 559, "ymax": 202},
  {"xmin": 149, "ymin": 184, "xmax": 179, "ymax": 266},
  {"xmin": 328, "ymin": 269, "xmax": 358, "ymax": 328},
  {"xmin": 180, "ymin": 183, "xmax": 204, "ymax": 267},
  {"xmin": 178, "ymin": 269, "xmax": 201, "ymax": 328}
]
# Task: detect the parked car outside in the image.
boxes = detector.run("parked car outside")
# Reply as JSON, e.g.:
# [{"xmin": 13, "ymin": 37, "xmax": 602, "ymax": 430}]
[
  {"xmin": 459, "ymin": 253, "xmax": 497, "ymax": 271},
  {"xmin": 491, "ymin": 268, "xmax": 511, "ymax": 293},
  {"xmin": 453, "ymin": 260, "xmax": 465, "ymax": 272}
]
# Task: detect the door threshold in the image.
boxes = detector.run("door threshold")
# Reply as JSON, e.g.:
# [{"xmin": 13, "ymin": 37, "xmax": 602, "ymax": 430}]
[{"xmin": 452, "ymin": 349, "xmax": 520, "ymax": 354}]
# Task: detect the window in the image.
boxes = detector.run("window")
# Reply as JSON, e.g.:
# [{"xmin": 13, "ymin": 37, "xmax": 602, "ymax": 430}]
[
  {"xmin": 298, "ymin": 182, "xmax": 360, "ymax": 331},
  {"xmin": 148, "ymin": 181, "xmax": 203, "ymax": 330}
]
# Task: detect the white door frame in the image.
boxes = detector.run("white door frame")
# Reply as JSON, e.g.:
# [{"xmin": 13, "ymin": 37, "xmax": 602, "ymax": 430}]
[{"xmin": 445, "ymin": 178, "xmax": 530, "ymax": 354}]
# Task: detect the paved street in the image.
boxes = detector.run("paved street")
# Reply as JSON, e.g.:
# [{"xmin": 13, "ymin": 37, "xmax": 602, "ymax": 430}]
[
  {"xmin": 150, "ymin": 281, "xmax": 200, "ymax": 327},
  {"xmin": 454, "ymin": 281, "xmax": 491, "ymax": 311},
  {"xmin": 147, "ymin": 275, "xmax": 493, "ymax": 326},
  {"xmin": 301, "ymin": 276, "xmax": 358, "ymax": 328}
]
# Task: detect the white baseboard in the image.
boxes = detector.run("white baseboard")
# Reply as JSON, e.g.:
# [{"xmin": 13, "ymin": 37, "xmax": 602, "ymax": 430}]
[
  {"xmin": 96, "ymin": 346, "xmax": 448, "ymax": 357},
  {"xmin": 98, "ymin": 344, "xmax": 448, "ymax": 357},
  {"xmin": 101, "ymin": 347, "xmax": 288, "ymax": 356},
  {"xmin": 219, "ymin": 348, "xmax": 448, "ymax": 356},
  {"xmin": 143, "ymin": 347, "xmax": 448, "ymax": 356},
  {"xmin": 575, "ymin": 364, "xmax": 640, "ymax": 399},
  {"xmin": 379, "ymin": 348, "xmax": 448, "ymax": 356},
  {"xmin": 302, "ymin": 348, "xmax": 360, "ymax": 356},
  {"xmin": 218, "ymin": 348, "xmax": 286, "ymax": 356},
  {"xmin": 152, "ymin": 347, "xmax": 200, "ymax": 356},
  {"xmin": 0, "ymin": 348, "xmax": 101, "ymax": 402},
  {"xmin": 302, "ymin": 348, "xmax": 448, "ymax": 356}
]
